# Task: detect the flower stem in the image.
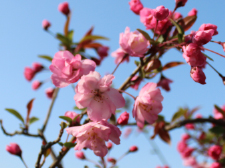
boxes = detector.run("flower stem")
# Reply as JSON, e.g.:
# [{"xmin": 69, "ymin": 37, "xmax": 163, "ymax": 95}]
[
  {"xmin": 203, "ymin": 47, "xmax": 225, "ymax": 58},
  {"xmin": 117, "ymin": 90, "xmax": 136, "ymax": 100},
  {"xmin": 20, "ymin": 156, "xmax": 28, "ymax": 168}
]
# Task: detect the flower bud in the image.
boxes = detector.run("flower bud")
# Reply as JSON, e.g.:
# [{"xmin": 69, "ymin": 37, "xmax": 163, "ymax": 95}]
[
  {"xmin": 195, "ymin": 114, "xmax": 202, "ymax": 118},
  {"xmin": 210, "ymin": 162, "xmax": 222, "ymax": 168},
  {"xmin": 107, "ymin": 142, "xmax": 113, "ymax": 150},
  {"xmin": 64, "ymin": 111, "xmax": 80, "ymax": 126},
  {"xmin": 153, "ymin": 6, "xmax": 169, "ymax": 21},
  {"xmin": 42, "ymin": 19, "xmax": 51, "ymax": 30},
  {"xmin": 107, "ymin": 158, "xmax": 117, "ymax": 164},
  {"xmin": 58, "ymin": 2, "xmax": 70, "ymax": 16},
  {"xmin": 24, "ymin": 67, "xmax": 35, "ymax": 81},
  {"xmin": 157, "ymin": 76, "xmax": 173, "ymax": 91},
  {"xmin": 32, "ymin": 80, "xmax": 42, "ymax": 90},
  {"xmin": 75, "ymin": 151, "xmax": 85, "ymax": 160},
  {"xmin": 129, "ymin": 0, "xmax": 143, "ymax": 15},
  {"xmin": 130, "ymin": 76, "xmax": 142, "ymax": 90},
  {"xmin": 188, "ymin": 8, "xmax": 197, "ymax": 16},
  {"xmin": 208, "ymin": 145, "xmax": 222, "ymax": 160},
  {"xmin": 117, "ymin": 112, "xmax": 129, "ymax": 125},
  {"xmin": 199, "ymin": 23, "xmax": 218, "ymax": 36},
  {"xmin": 129, "ymin": 146, "xmax": 138, "ymax": 152},
  {"xmin": 198, "ymin": 132, "xmax": 206, "ymax": 141},
  {"xmin": 6, "ymin": 143, "xmax": 22, "ymax": 157},
  {"xmin": 185, "ymin": 123, "xmax": 195, "ymax": 130},
  {"xmin": 97, "ymin": 46, "xmax": 109, "ymax": 59},
  {"xmin": 175, "ymin": 0, "xmax": 188, "ymax": 8},
  {"xmin": 181, "ymin": 134, "xmax": 190, "ymax": 141},
  {"xmin": 32, "ymin": 62, "xmax": 44, "ymax": 73},
  {"xmin": 190, "ymin": 66, "xmax": 206, "ymax": 85},
  {"xmin": 45, "ymin": 88, "xmax": 55, "ymax": 99},
  {"xmin": 221, "ymin": 42, "xmax": 225, "ymax": 52}
]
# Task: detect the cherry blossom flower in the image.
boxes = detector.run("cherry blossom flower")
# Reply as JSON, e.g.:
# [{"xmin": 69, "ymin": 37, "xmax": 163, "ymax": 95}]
[
  {"xmin": 190, "ymin": 66, "xmax": 206, "ymax": 85},
  {"xmin": 117, "ymin": 111, "xmax": 129, "ymax": 125},
  {"xmin": 153, "ymin": 6, "xmax": 169, "ymax": 21},
  {"xmin": 129, "ymin": 0, "xmax": 143, "ymax": 15},
  {"xmin": 74, "ymin": 71, "xmax": 125, "ymax": 121},
  {"xmin": 132, "ymin": 82, "xmax": 163, "ymax": 128},
  {"xmin": 49, "ymin": 51, "xmax": 96, "ymax": 88},
  {"xmin": 208, "ymin": 145, "xmax": 222, "ymax": 160},
  {"xmin": 66, "ymin": 120, "xmax": 121, "ymax": 157},
  {"xmin": 58, "ymin": 2, "xmax": 70, "ymax": 16},
  {"xmin": 111, "ymin": 48, "xmax": 129, "ymax": 64},
  {"xmin": 6, "ymin": 143, "xmax": 22, "ymax": 156},
  {"xmin": 42, "ymin": 20, "xmax": 51, "ymax": 30}
]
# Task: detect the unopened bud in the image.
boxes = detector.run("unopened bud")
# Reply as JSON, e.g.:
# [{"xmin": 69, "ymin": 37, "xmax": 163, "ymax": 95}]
[
  {"xmin": 117, "ymin": 112, "xmax": 129, "ymax": 125},
  {"xmin": 32, "ymin": 80, "xmax": 42, "ymax": 90},
  {"xmin": 6, "ymin": 143, "xmax": 22, "ymax": 157},
  {"xmin": 42, "ymin": 19, "xmax": 51, "ymax": 30},
  {"xmin": 107, "ymin": 158, "xmax": 117, "ymax": 164},
  {"xmin": 129, "ymin": 146, "xmax": 138, "ymax": 152},
  {"xmin": 75, "ymin": 151, "xmax": 85, "ymax": 160},
  {"xmin": 58, "ymin": 2, "xmax": 70, "ymax": 16},
  {"xmin": 153, "ymin": 6, "xmax": 169, "ymax": 21},
  {"xmin": 107, "ymin": 142, "xmax": 113, "ymax": 150}
]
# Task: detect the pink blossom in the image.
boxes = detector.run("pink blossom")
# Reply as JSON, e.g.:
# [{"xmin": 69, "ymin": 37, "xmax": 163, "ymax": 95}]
[
  {"xmin": 153, "ymin": 6, "xmax": 169, "ymax": 21},
  {"xmin": 182, "ymin": 43, "xmax": 206, "ymax": 67},
  {"xmin": 32, "ymin": 80, "xmax": 42, "ymax": 90},
  {"xmin": 222, "ymin": 42, "xmax": 225, "ymax": 52},
  {"xmin": 210, "ymin": 162, "xmax": 222, "ymax": 168},
  {"xmin": 196, "ymin": 114, "xmax": 202, "ymax": 118},
  {"xmin": 188, "ymin": 8, "xmax": 198, "ymax": 16},
  {"xmin": 198, "ymin": 132, "xmax": 206, "ymax": 141},
  {"xmin": 111, "ymin": 48, "xmax": 129, "ymax": 64},
  {"xmin": 66, "ymin": 120, "xmax": 121, "ymax": 157},
  {"xmin": 74, "ymin": 71, "xmax": 125, "ymax": 121},
  {"xmin": 107, "ymin": 158, "xmax": 117, "ymax": 164},
  {"xmin": 42, "ymin": 19, "xmax": 51, "ymax": 30},
  {"xmin": 185, "ymin": 123, "xmax": 195, "ymax": 130},
  {"xmin": 199, "ymin": 24, "xmax": 218, "ymax": 36},
  {"xmin": 6, "ymin": 143, "xmax": 22, "ymax": 156},
  {"xmin": 58, "ymin": 2, "xmax": 70, "ymax": 16},
  {"xmin": 32, "ymin": 62, "xmax": 44, "ymax": 73},
  {"xmin": 64, "ymin": 111, "xmax": 80, "ymax": 126},
  {"xmin": 49, "ymin": 51, "xmax": 96, "ymax": 88},
  {"xmin": 155, "ymin": 16, "xmax": 172, "ymax": 35},
  {"xmin": 140, "ymin": 8, "xmax": 157, "ymax": 30},
  {"xmin": 183, "ymin": 157, "xmax": 198, "ymax": 167},
  {"xmin": 190, "ymin": 66, "xmax": 206, "ymax": 85},
  {"xmin": 107, "ymin": 142, "xmax": 113, "ymax": 150},
  {"xmin": 213, "ymin": 105, "xmax": 225, "ymax": 119},
  {"xmin": 130, "ymin": 76, "xmax": 142, "ymax": 90},
  {"xmin": 192, "ymin": 30, "xmax": 214, "ymax": 45},
  {"xmin": 182, "ymin": 134, "xmax": 191, "ymax": 141},
  {"xmin": 129, "ymin": 145, "xmax": 138, "ymax": 152},
  {"xmin": 24, "ymin": 67, "xmax": 35, "ymax": 81},
  {"xmin": 129, "ymin": 0, "xmax": 143, "ymax": 15},
  {"xmin": 45, "ymin": 88, "xmax": 55, "ymax": 99},
  {"xmin": 175, "ymin": 0, "xmax": 188, "ymax": 7},
  {"xmin": 119, "ymin": 27, "xmax": 150, "ymax": 57},
  {"xmin": 173, "ymin": 12, "xmax": 183, "ymax": 20},
  {"xmin": 181, "ymin": 147, "xmax": 195, "ymax": 158},
  {"xmin": 208, "ymin": 145, "xmax": 222, "ymax": 160},
  {"xmin": 117, "ymin": 111, "xmax": 129, "ymax": 125},
  {"xmin": 177, "ymin": 140, "xmax": 188, "ymax": 153},
  {"xmin": 132, "ymin": 83, "xmax": 163, "ymax": 128},
  {"xmin": 97, "ymin": 46, "xmax": 109, "ymax": 59},
  {"xmin": 157, "ymin": 77, "xmax": 173, "ymax": 91},
  {"xmin": 75, "ymin": 151, "xmax": 85, "ymax": 160}
]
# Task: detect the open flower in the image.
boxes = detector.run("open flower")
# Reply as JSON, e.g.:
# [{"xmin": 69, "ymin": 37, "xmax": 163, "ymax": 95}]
[
  {"xmin": 66, "ymin": 120, "xmax": 121, "ymax": 157},
  {"xmin": 132, "ymin": 83, "xmax": 163, "ymax": 128},
  {"xmin": 49, "ymin": 51, "xmax": 96, "ymax": 88},
  {"xmin": 74, "ymin": 71, "xmax": 125, "ymax": 121}
]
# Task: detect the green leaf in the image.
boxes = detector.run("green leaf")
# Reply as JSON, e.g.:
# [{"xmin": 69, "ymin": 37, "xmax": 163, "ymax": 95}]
[
  {"xmin": 60, "ymin": 122, "xmax": 68, "ymax": 129},
  {"xmin": 64, "ymin": 142, "xmax": 75, "ymax": 148},
  {"xmin": 171, "ymin": 108, "xmax": 187, "ymax": 122},
  {"xmin": 58, "ymin": 142, "xmax": 64, "ymax": 146},
  {"xmin": 67, "ymin": 30, "xmax": 74, "ymax": 41},
  {"xmin": 214, "ymin": 105, "xmax": 225, "ymax": 118},
  {"xmin": 56, "ymin": 33, "xmax": 72, "ymax": 46},
  {"xmin": 74, "ymin": 106, "xmax": 86, "ymax": 111},
  {"xmin": 59, "ymin": 116, "xmax": 72, "ymax": 123},
  {"xmin": 29, "ymin": 117, "xmax": 39, "ymax": 125},
  {"xmin": 80, "ymin": 35, "xmax": 109, "ymax": 42},
  {"xmin": 169, "ymin": 18, "xmax": 184, "ymax": 43},
  {"xmin": 115, "ymin": 109, "xmax": 122, "ymax": 113},
  {"xmin": 5, "ymin": 108, "xmax": 24, "ymax": 123},
  {"xmin": 38, "ymin": 55, "xmax": 53, "ymax": 62},
  {"xmin": 209, "ymin": 126, "xmax": 225, "ymax": 135},
  {"xmin": 203, "ymin": 53, "xmax": 214, "ymax": 61},
  {"xmin": 157, "ymin": 35, "xmax": 164, "ymax": 43},
  {"xmin": 137, "ymin": 29, "xmax": 151, "ymax": 41},
  {"xmin": 157, "ymin": 115, "xmax": 165, "ymax": 122},
  {"xmin": 134, "ymin": 60, "xmax": 140, "ymax": 66}
]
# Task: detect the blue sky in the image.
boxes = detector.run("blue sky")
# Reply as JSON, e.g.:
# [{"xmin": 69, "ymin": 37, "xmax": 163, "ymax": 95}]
[{"xmin": 0, "ymin": 0, "xmax": 225, "ymax": 168}]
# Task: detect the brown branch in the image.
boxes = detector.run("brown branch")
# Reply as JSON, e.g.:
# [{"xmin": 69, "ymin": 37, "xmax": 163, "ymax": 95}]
[{"xmin": 35, "ymin": 126, "xmax": 65, "ymax": 168}]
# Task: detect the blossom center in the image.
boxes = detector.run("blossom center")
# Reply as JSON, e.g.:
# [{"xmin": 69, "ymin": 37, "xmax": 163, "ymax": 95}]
[{"xmin": 139, "ymin": 103, "xmax": 152, "ymax": 112}]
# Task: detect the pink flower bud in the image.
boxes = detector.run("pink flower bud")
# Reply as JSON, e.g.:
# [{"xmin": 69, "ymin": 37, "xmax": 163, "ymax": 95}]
[
  {"xmin": 182, "ymin": 134, "xmax": 190, "ymax": 141},
  {"xmin": 32, "ymin": 62, "xmax": 44, "ymax": 73},
  {"xmin": 188, "ymin": 8, "xmax": 197, "ymax": 16},
  {"xmin": 181, "ymin": 147, "xmax": 195, "ymax": 158},
  {"xmin": 117, "ymin": 112, "xmax": 129, "ymax": 125},
  {"xmin": 192, "ymin": 30, "xmax": 214, "ymax": 45},
  {"xmin": 130, "ymin": 76, "xmax": 142, "ymax": 90},
  {"xmin": 190, "ymin": 66, "xmax": 206, "ymax": 85},
  {"xmin": 58, "ymin": 2, "xmax": 70, "ymax": 16},
  {"xmin": 24, "ymin": 67, "xmax": 35, "ymax": 81},
  {"xmin": 64, "ymin": 111, "xmax": 80, "ymax": 126},
  {"xmin": 45, "ymin": 88, "xmax": 55, "ymax": 99},
  {"xmin": 42, "ymin": 19, "xmax": 51, "ymax": 30},
  {"xmin": 199, "ymin": 23, "xmax": 218, "ymax": 36},
  {"xmin": 185, "ymin": 123, "xmax": 195, "ymax": 130},
  {"xmin": 32, "ymin": 80, "xmax": 42, "ymax": 90},
  {"xmin": 221, "ymin": 42, "xmax": 225, "ymax": 52},
  {"xmin": 198, "ymin": 132, "xmax": 206, "ymax": 141},
  {"xmin": 213, "ymin": 105, "xmax": 225, "ymax": 119},
  {"xmin": 129, "ymin": 0, "xmax": 143, "ymax": 15},
  {"xmin": 129, "ymin": 146, "xmax": 138, "ymax": 152},
  {"xmin": 173, "ymin": 12, "xmax": 183, "ymax": 20},
  {"xmin": 157, "ymin": 77, "xmax": 173, "ymax": 91},
  {"xmin": 75, "ymin": 151, "xmax": 85, "ymax": 160},
  {"xmin": 107, "ymin": 142, "xmax": 113, "ymax": 150},
  {"xmin": 175, "ymin": 0, "xmax": 188, "ymax": 7},
  {"xmin": 177, "ymin": 141, "xmax": 187, "ymax": 153},
  {"xmin": 6, "ymin": 143, "xmax": 22, "ymax": 156},
  {"xmin": 210, "ymin": 162, "xmax": 222, "ymax": 168},
  {"xmin": 97, "ymin": 46, "xmax": 109, "ymax": 59},
  {"xmin": 208, "ymin": 145, "xmax": 222, "ymax": 160},
  {"xmin": 153, "ymin": 6, "xmax": 169, "ymax": 20},
  {"xmin": 107, "ymin": 158, "xmax": 117, "ymax": 164},
  {"xmin": 195, "ymin": 114, "xmax": 202, "ymax": 118}
]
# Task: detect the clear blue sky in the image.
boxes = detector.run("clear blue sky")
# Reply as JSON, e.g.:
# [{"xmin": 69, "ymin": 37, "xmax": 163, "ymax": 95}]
[{"xmin": 0, "ymin": 0, "xmax": 225, "ymax": 168}]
